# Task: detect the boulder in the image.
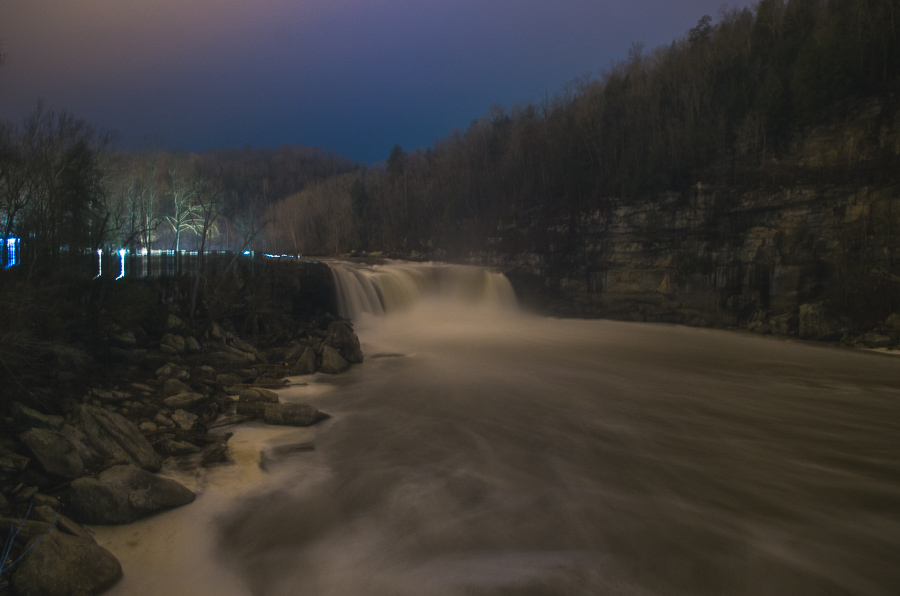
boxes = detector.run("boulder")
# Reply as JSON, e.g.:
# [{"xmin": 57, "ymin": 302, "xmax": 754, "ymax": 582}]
[
  {"xmin": 166, "ymin": 314, "xmax": 184, "ymax": 332},
  {"xmin": 235, "ymin": 401, "xmax": 268, "ymax": 418},
  {"xmin": 11, "ymin": 528, "xmax": 122, "ymax": 596},
  {"xmin": 0, "ymin": 449, "xmax": 30, "ymax": 476},
  {"xmin": 239, "ymin": 388, "xmax": 279, "ymax": 403},
  {"xmin": 66, "ymin": 464, "xmax": 195, "ymax": 525},
  {"xmin": 157, "ymin": 440, "xmax": 201, "ymax": 456},
  {"xmin": 883, "ymin": 313, "xmax": 900, "ymax": 332},
  {"xmin": 320, "ymin": 345, "xmax": 350, "ymax": 374},
  {"xmin": 11, "ymin": 402, "xmax": 63, "ymax": 431},
  {"xmin": 768, "ymin": 313, "xmax": 797, "ymax": 336},
  {"xmin": 799, "ymin": 302, "xmax": 841, "ymax": 340},
  {"xmin": 19, "ymin": 427, "xmax": 92, "ymax": 480},
  {"xmin": 209, "ymin": 321, "xmax": 227, "ymax": 343},
  {"xmin": 108, "ymin": 330, "xmax": 138, "ymax": 349},
  {"xmin": 216, "ymin": 372, "xmax": 243, "ymax": 388},
  {"xmin": 293, "ymin": 346, "xmax": 318, "ymax": 375},
  {"xmin": 858, "ymin": 332, "xmax": 893, "ymax": 348},
  {"xmin": 163, "ymin": 391, "xmax": 207, "ymax": 410},
  {"xmin": 74, "ymin": 405, "xmax": 162, "ymax": 472},
  {"xmin": 232, "ymin": 337, "xmax": 263, "ymax": 360},
  {"xmin": 185, "ymin": 336, "xmax": 202, "ymax": 353},
  {"xmin": 159, "ymin": 333, "xmax": 186, "ymax": 355},
  {"xmin": 163, "ymin": 377, "xmax": 193, "ymax": 396},
  {"xmin": 324, "ymin": 320, "xmax": 364, "ymax": 363},
  {"xmin": 170, "ymin": 409, "xmax": 199, "ymax": 430},
  {"xmin": 263, "ymin": 403, "xmax": 328, "ymax": 427}
]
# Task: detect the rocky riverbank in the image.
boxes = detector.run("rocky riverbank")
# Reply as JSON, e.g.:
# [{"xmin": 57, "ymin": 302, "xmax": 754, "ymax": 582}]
[{"xmin": 0, "ymin": 259, "xmax": 362, "ymax": 595}]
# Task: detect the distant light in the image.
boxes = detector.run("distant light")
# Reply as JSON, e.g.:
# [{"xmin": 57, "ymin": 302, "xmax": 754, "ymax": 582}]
[
  {"xmin": 95, "ymin": 249, "xmax": 102, "ymax": 279},
  {"xmin": 4, "ymin": 238, "xmax": 19, "ymax": 269},
  {"xmin": 243, "ymin": 250, "xmax": 251, "ymax": 255},
  {"xmin": 116, "ymin": 249, "xmax": 126, "ymax": 280}
]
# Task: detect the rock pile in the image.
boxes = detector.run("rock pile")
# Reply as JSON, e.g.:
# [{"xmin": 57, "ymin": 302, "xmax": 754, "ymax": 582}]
[{"xmin": 0, "ymin": 310, "xmax": 362, "ymax": 595}]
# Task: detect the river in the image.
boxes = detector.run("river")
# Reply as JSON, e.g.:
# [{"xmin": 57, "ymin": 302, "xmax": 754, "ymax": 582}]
[{"xmin": 94, "ymin": 260, "xmax": 900, "ymax": 595}]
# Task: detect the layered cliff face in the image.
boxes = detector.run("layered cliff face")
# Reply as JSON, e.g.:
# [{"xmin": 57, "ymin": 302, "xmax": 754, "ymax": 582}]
[{"xmin": 493, "ymin": 98, "xmax": 900, "ymax": 345}]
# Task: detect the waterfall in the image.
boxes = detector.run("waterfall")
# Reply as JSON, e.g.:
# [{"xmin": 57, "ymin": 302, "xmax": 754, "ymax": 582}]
[{"xmin": 327, "ymin": 260, "xmax": 518, "ymax": 320}]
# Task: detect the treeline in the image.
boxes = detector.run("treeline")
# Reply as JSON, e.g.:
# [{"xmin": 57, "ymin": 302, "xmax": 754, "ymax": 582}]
[
  {"xmin": 263, "ymin": 0, "xmax": 900, "ymax": 256},
  {"xmin": 0, "ymin": 103, "xmax": 357, "ymax": 277}
]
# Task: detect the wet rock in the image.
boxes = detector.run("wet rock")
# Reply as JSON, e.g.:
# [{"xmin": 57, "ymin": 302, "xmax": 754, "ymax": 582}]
[
  {"xmin": 325, "ymin": 320, "xmax": 364, "ymax": 363},
  {"xmin": 320, "ymin": 345, "xmax": 350, "ymax": 374},
  {"xmin": 293, "ymin": 346, "xmax": 318, "ymax": 375},
  {"xmin": 263, "ymin": 403, "xmax": 328, "ymax": 427},
  {"xmin": 74, "ymin": 405, "xmax": 162, "ymax": 472},
  {"xmin": 12, "ymin": 528, "xmax": 123, "ymax": 596},
  {"xmin": 239, "ymin": 388, "xmax": 279, "ymax": 403},
  {"xmin": 235, "ymin": 401, "xmax": 268, "ymax": 418},
  {"xmin": 66, "ymin": 464, "xmax": 195, "ymax": 525},
  {"xmin": 163, "ymin": 391, "xmax": 207, "ymax": 410},
  {"xmin": 170, "ymin": 409, "xmax": 198, "ymax": 430},
  {"xmin": 158, "ymin": 440, "xmax": 201, "ymax": 456},
  {"xmin": 138, "ymin": 421, "xmax": 157, "ymax": 433}
]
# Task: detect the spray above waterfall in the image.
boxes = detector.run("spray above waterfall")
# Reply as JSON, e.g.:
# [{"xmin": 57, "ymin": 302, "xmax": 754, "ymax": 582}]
[{"xmin": 327, "ymin": 260, "xmax": 518, "ymax": 320}]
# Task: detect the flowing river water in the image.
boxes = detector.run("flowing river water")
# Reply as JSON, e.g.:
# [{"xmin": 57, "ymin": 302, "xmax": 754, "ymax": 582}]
[{"xmin": 94, "ymin": 260, "xmax": 900, "ymax": 595}]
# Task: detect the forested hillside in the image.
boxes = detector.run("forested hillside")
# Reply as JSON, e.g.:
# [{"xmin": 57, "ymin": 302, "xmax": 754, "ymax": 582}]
[{"xmin": 263, "ymin": 0, "xmax": 900, "ymax": 256}]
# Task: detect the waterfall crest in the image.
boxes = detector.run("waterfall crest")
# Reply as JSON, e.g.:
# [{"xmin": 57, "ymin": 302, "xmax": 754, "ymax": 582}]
[{"xmin": 327, "ymin": 260, "xmax": 517, "ymax": 320}]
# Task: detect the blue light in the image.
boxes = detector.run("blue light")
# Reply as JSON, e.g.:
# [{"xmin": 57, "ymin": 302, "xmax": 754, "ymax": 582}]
[
  {"xmin": 4, "ymin": 238, "xmax": 19, "ymax": 269},
  {"xmin": 116, "ymin": 249, "xmax": 126, "ymax": 280}
]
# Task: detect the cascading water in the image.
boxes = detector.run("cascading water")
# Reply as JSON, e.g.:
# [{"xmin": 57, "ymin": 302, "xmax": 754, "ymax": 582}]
[
  {"xmin": 327, "ymin": 260, "xmax": 518, "ymax": 320},
  {"xmin": 93, "ymin": 260, "xmax": 900, "ymax": 596}
]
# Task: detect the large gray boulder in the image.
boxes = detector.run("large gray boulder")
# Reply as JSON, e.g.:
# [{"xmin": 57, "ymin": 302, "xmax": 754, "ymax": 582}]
[
  {"xmin": 12, "ymin": 528, "xmax": 122, "ymax": 596},
  {"xmin": 66, "ymin": 464, "xmax": 195, "ymax": 525},
  {"xmin": 324, "ymin": 320, "xmax": 364, "ymax": 364},
  {"xmin": 263, "ymin": 403, "xmax": 328, "ymax": 427},
  {"xmin": 73, "ymin": 405, "xmax": 162, "ymax": 472},
  {"xmin": 293, "ymin": 346, "xmax": 318, "ymax": 375},
  {"xmin": 19, "ymin": 425, "xmax": 102, "ymax": 480},
  {"xmin": 320, "ymin": 345, "xmax": 350, "ymax": 374},
  {"xmin": 20, "ymin": 428, "xmax": 90, "ymax": 480}
]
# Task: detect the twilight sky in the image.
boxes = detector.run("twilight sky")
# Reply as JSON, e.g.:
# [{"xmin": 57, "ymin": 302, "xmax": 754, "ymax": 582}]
[{"xmin": 0, "ymin": 0, "xmax": 756, "ymax": 164}]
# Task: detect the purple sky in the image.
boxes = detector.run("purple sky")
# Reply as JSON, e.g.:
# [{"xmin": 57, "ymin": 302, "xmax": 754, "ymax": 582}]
[{"xmin": 0, "ymin": 0, "xmax": 756, "ymax": 163}]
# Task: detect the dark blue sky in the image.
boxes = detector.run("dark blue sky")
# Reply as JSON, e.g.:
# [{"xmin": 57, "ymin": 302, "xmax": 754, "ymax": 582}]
[{"xmin": 0, "ymin": 0, "xmax": 756, "ymax": 164}]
